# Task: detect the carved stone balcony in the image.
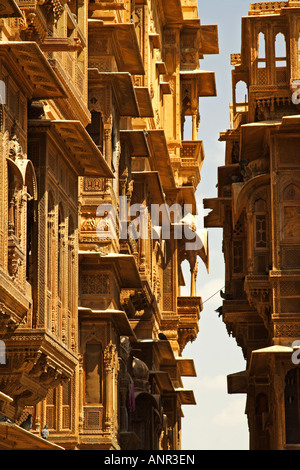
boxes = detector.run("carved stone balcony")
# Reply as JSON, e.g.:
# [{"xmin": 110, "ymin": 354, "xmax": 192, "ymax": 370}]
[
  {"xmin": 178, "ymin": 140, "xmax": 204, "ymax": 188},
  {"xmin": 0, "ymin": 329, "xmax": 78, "ymax": 420},
  {"xmin": 177, "ymin": 296, "xmax": 202, "ymax": 354}
]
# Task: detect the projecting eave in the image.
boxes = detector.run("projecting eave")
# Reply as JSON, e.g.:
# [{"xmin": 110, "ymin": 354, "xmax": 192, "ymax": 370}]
[
  {"xmin": 160, "ymin": 0, "xmax": 183, "ymax": 25},
  {"xmin": 146, "ymin": 130, "xmax": 177, "ymax": 191},
  {"xmin": 176, "ymin": 357, "xmax": 197, "ymax": 377},
  {"xmin": 203, "ymin": 197, "xmax": 228, "ymax": 228},
  {"xmin": 199, "ymin": 24, "xmax": 219, "ymax": 55},
  {"xmin": 175, "ymin": 186, "xmax": 197, "ymax": 215},
  {"xmin": 132, "ymin": 171, "xmax": 166, "ymax": 205},
  {"xmin": 240, "ymin": 120, "xmax": 281, "ymax": 162},
  {"xmin": 175, "ymin": 388, "xmax": 196, "ymax": 406},
  {"xmin": 78, "ymin": 307, "xmax": 137, "ymax": 340},
  {"xmin": 88, "ymin": 21, "xmax": 145, "ymax": 76},
  {"xmin": 29, "ymin": 119, "xmax": 113, "ymax": 178},
  {"xmin": 149, "ymin": 370, "xmax": 174, "ymax": 393},
  {"xmin": 134, "ymin": 87, "xmax": 155, "ymax": 118},
  {"xmin": 88, "ymin": 70, "xmax": 140, "ymax": 117},
  {"xmin": 180, "ymin": 70, "xmax": 217, "ymax": 97},
  {"xmin": 0, "ymin": 0, "xmax": 23, "ymax": 17},
  {"xmin": 0, "ymin": 422, "xmax": 64, "ymax": 450},
  {"xmin": 137, "ymin": 339, "xmax": 176, "ymax": 366},
  {"xmin": 78, "ymin": 252, "xmax": 142, "ymax": 289},
  {"xmin": 120, "ymin": 130, "xmax": 150, "ymax": 157},
  {"xmin": 0, "ymin": 42, "xmax": 66, "ymax": 100},
  {"xmin": 227, "ymin": 370, "xmax": 248, "ymax": 394},
  {"xmin": 248, "ymin": 345, "xmax": 295, "ymax": 378}
]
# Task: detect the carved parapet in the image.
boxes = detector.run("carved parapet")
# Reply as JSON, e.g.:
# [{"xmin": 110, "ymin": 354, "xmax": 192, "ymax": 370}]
[
  {"xmin": 179, "ymin": 140, "xmax": 204, "ymax": 188},
  {"xmin": 249, "ymin": 1, "xmax": 288, "ymax": 15}
]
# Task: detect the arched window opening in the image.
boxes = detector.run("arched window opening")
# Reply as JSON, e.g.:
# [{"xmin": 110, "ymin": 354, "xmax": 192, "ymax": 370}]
[
  {"xmin": 258, "ymin": 32, "xmax": 266, "ymax": 67},
  {"xmin": 275, "ymin": 32, "xmax": 287, "ymax": 85},
  {"xmin": 179, "ymin": 259, "xmax": 190, "ymax": 296},
  {"xmin": 275, "ymin": 32, "xmax": 287, "ymax": 67},
  {"xmin": 183, "ymin": 115, "xmax": 193, "ymax": 141},
  {"xmin": 181, "ymin": 94, "xmax": 191, "ymax": 140},
  {"xmin": 235, "ymin": 81, "xmax": 248, "ymax": 104},
  {"xmin": 235, "ymin": 81, "xmax": 248, "ymax": 116}
]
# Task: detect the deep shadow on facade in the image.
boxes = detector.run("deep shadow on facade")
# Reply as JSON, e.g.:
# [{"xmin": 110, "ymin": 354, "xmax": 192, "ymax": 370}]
[
  {"xmin": 205, "ymin": 0, "xmax": 300, "ymax": 451},
  {"xmin": 0, "ymin": 0, "xmax": 218, "ymax": 449}
]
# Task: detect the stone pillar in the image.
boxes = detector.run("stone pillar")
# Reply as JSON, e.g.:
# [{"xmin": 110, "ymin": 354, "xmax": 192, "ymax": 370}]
[{"xmin": 104, "ymin": 342, "xmax": 120, "ymax": 436}]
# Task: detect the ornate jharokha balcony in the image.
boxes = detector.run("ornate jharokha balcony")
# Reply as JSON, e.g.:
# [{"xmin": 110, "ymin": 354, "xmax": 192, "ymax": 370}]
[
  {"xmin": 179, "ymin": 141, "xmax": 204, "ymax": 189},
  {"xmin": 177, "ymin": 296, "xmax": 203, "ymax": 354}
]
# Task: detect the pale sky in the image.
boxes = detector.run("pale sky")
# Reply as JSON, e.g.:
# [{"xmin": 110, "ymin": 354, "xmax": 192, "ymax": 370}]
[{"xmin": 180, "ymin": 0, "xmax": 253, "ymax": 451}]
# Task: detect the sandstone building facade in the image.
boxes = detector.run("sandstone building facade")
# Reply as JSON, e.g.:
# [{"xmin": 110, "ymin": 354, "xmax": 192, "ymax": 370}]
[
  {"xmin": 0, "ymin": 0, "xmax": 218, "ymax": 449},
  {"xmin": 205, "ymin": 0, "xmax": 300, "ymax": 451}
]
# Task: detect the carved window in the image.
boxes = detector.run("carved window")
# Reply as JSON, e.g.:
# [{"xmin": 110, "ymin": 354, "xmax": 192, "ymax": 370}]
[
  {"xmin": 254, "ymin": 199, "xmax": 268, "ymax": 250},
  {"xmin": 84, "ymin": 342, "xmax": 103, "ymax": 404},
  {"xmin": 68, "ymin": 215, "xmax": 75, "ymax": 314},
  {"xmin": 46, "ymin": 387, "xmax": 57, "ymax": 430},
  {"xmin": 254, "ymin": 199, "xmax": 269, "ymax": 274},
  {"xmin": 233, "ymin": 240, "xmax": 244, "ymax": 274},
  {"xmin": 26, "ymin": 196, "xmax": 34, "ymax": 283},
  {"xmin": 281, "ymin": 183, "xmax": 300, "ymax": 243},
  {"xmin": 62, "ymin": 380, "xmax": 72, "ymax": 430},
  {"xmin": 232, "ymin": 219, "xmax": 245, "ymax": 276},
  {"xmin": 47, "ymin": 192, "xmax": 55, "ymax": 292},
  {"xmin": 257, "ymin": 32, "xmax": 267, "ymax": 85},
  {"xmin": 58, "ymin": 204, "xmax": 65, "ymax": 301},
  {"xmin": 285, "ymin": 368, "xmax": 300, "ymax": 444}
]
